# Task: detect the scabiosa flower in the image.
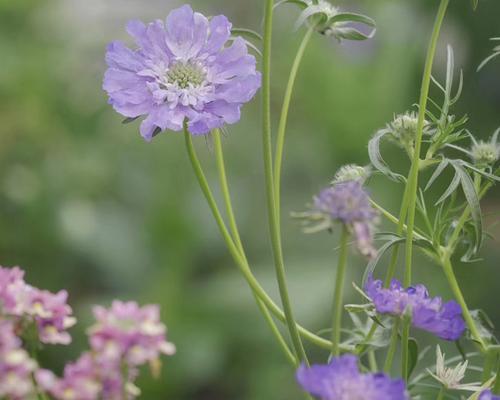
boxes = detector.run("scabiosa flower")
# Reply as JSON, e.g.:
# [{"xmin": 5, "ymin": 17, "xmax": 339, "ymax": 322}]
[
  {"xmin": 37, "ymin": 354, "xmax": 101, "ymax": 400},
  {"xmin": 88, "ymin": 301, "xmax": 176, "ymax": 368},
  {"xmin": 103, "ymin": 5, "xmax": 261, "ymax": 140},
  {"xmin": 296, "ymin": 354, "xmax": 408, "ymax": 400},
  {"xmin": 365, "ymin": 276, "xmax": 466, "ymax": 341},
  {"xmin": 469, "ymin": 129, "xmax": 499, "ymax": 167},
  {"xmin": 381, "ymin": 112, "xmax": 431, "ymax": 153},
  {"xmin": 294, "ymin": 181, "xmax": 378, "ymax": 257},
  {"xmin": 0, "ymin": 319, "xmax": 37, "ymax": 399},
  {"xmin": 479, "ymin": 390, "xmax": 500, "ymax": 400},
  {"xmin": 0, "ymin": 266, "xmax": 27, "ymax": 315}
]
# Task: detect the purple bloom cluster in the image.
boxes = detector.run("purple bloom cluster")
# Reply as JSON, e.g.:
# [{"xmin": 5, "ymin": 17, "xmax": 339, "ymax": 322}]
[
  {"xmin": 103, "ymin": 5, "xmax": 261, "ymax": 140},
  {"xmin": 296, "ymin": 354, "xmax": 408, "ymax": 400},
  {"xmin": 0, "ymin": 319, "xmax": 37, "ymax": 399},
  {"xmin": 38, "ymin": 301, "xmax": 175, "ymax": 400},
  {"xmin": 480, "ymin": 390, "xmax": 500, "ymax": 400},
  {"xmin": 0, "ymin": 266, "xmax": 76, "ymax": 345},
  {"xmin": 365, "ymin": 276, "xmax": 465, "ymax": 341},
  {"xmin": 312, "ymin": 181, "xmax": 378, "ymax": 257}
]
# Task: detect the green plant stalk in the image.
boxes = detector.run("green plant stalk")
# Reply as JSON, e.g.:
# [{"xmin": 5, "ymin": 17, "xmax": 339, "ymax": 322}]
[
  {"xmin": 212, "ymin": 129, "xmax": 296, "ymax": 366},
  {"xmin": 493, "ymin": 362, "xmax": 500, "ymax": 395},
  {"xmin": 404, "ymin": 0, "xmax": 449, "ymax": 287},
  {"xmin": 185, "ymin": 127, "xmax": 333, "ymax": 355},
  {"xmin": 274, "ymin": 26, "xmax": 315, "ymax": 217},
  {"xmin": 483, "ymin": 351, "xmax": 496, "ymax": 383},
  {"xmin": 262, "ymin": 0, "xmax": 308, "ymax": 363},
  {"xmin": 436, "ymin": 387, "xmax": 445, "ymax": 400},
  {"xmin": 331, "ymin": 226, "xmax": 349, "ymax": 356},
  {"xmin": 401, "ymin": 318, "xmax": 410, "ymax": 381},
  {"xmin": 441, "ymin": 257, "xmax": 486, "ymax": 350},
  {"xmin": 368, "ymin": 350, "xmax": 378, "ymax": 372},
  {"xmin": 384, "ymin": 320, "xmax": 400, "ymax": 373}
]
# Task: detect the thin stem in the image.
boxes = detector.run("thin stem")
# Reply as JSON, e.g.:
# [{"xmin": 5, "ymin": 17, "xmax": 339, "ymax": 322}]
[
  {"xmin": 185, "ymin": 126, "xmax": 331, "ymax": 352},
  {"xmin": 384, "ymin": 320, "xmax": 400, "ymax": 373},
  {"xmin": 368, "ymin": 351, "xmax": 378, "ymax": 372},
  {"xmin": 436, "ymin": 387, "xmax": 445, "ymax": 400},
  {"xmin": 331, "ymin": 226, "xmax": 349, "ymax": 356},
  {"xmin": 483, "ymin": 351, "xmax": 496, "ymax": 383},
  {"xmin": 493, "ymin": 360, "xmax": 500, "ymax": 395},
  {"xmin": 441, "ymin": 257, "xmax": 486, "ymax": 350},
  {"xmin": 403, "ymin": 0, "xmax": 449, "ymax": 287},
  {"xmin": 262, "ymin": 0, "xmax": 308, "ymax": 363},
  {"xmin": 212, "ymin": 129, "xmax": 296, "ymax": 365},
  {"xmin": 401, "ymin": 318, "xmax": 411, "ymax": 381},
  {"xmin": 274, "ymin": 26, "xmax": 315, "ymax": 216}
]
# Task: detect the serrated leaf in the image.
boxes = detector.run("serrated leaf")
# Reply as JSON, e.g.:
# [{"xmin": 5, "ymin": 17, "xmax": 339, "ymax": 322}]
[
  {"xmin": 231, "ymin": 28, "xmax": 263, "ymax": 43},
  {"xmin": 425, "ymin": 159, "xmax": 449, "ymax": 191},
  {"xmin": 435, "ymin": 171, "xmax": 461, "ymax": 205},
  {"xmin": 368, "ymin": 130, "xmax": 405, "ymax": 182},
  {"xmin": 407, "ymin": 338, "xmax": 419, "ymax": 379},
  {"xmin": 452, "ymin": 162, "xmax": 483, "ymax": 252},
  {"xmin": 274, "ymin": 0, "xmax": 308, "ymax": 10}
]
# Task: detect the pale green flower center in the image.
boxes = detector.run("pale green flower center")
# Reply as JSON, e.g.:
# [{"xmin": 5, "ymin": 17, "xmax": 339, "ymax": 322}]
[{"xmin": 167, "ymin": 61, "xmax": 206, "ymax": 89}]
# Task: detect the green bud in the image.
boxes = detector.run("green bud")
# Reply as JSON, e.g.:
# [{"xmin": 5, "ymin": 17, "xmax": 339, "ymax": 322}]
[{"xmin": 331, "ymin": 164, "xmax": 370, "ymax": 185}]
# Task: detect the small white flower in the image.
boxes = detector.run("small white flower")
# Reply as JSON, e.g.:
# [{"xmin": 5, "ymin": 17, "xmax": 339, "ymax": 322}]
[{"xmin": 428, "ymin": 346, "xmax": 482, "ymax": 391}]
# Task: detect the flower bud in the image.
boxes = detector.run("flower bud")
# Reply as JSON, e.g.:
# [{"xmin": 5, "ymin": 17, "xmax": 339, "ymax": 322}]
[
  {"xmin": 331, "ymin": 164, "xmax": 370, "ymax": 185},
  {"xmin": 471, "ymin": 141, "xmax": 499, "ymax": 166}
]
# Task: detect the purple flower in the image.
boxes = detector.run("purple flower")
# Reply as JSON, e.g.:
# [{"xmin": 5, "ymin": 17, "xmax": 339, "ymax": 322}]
[
  {"xmin": 479, "ymin": 390, "xmax": 500, "ymax": 400},
  {"xmin": 0, "ymin": 266, "xmax": 76, "ymax": 345},
  {"xmin": 296, "ymin": 354, "xmax": 408, "ymax": 400},
  {"xmin": 103, "ymin": 5, "xmax": 261, "ymax": 140},
  {"xmin": 88, "ymin": 301, "xmax": 175, "ymax": 368},
  {"xmin": 365, "ymin": 277, "xmax": 466, "ymax": 341},
  {"xmin": 296, "ymin": 181, "xmax": 378, "ymax": 257},
  {"xmin": 0, "ymin": 319, "xmax": 37, "ymax": 399},
  {"xmin": 37, "ymin": 354, "xmax": 101, "ymax": 400}
]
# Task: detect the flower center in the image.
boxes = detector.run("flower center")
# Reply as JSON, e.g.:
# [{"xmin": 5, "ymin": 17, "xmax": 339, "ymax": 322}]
[{"xmin": 166, "ymin": 61, "xmax": 207, "ymax": 89}]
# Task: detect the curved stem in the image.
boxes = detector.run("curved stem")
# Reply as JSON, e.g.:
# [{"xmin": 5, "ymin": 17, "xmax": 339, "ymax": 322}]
[
  {"xmin": 331, "ymin": 226, "xmax": 349, "ymax": 356},
  {"xmin": 212, "ymin": 129, "xmax": 296, "ymax": 366},
  {"xmin": 274, "ymin": 26, "xmax": 315, "ymax": 217},
  {"xmin": 441, "ymin": 257, "xmax": 486, "ymax": 350},
  {"xmin": 403, "ymin": 0, "xmax": 449, "ymax": 287},
  {"xmin": 262, "ymin": 0, "xmax": 308, "ymax": 363},
  {"xmin": 185, "ymin": 127, "xmax": 332, "ymax": 352}
]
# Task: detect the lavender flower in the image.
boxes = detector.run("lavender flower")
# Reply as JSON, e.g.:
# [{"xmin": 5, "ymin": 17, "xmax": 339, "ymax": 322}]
[
  {"xmin": 479, "ymin": 390, "xmax": 500, "ymax": 400},
  {"xmin": 0, "ymin": 319, "xmax": 37, "ymax": 399},
  {"xmin": 103, "ymin": 5, "xmax": 261, "ymax": 140},
  {"xmin": 365, "ymin": 276, "xmax": 465, "ymax": 341},
  {"xmin": 296, "ymin": 354, "xmax": 408, "ymax": 400},
  {"xmin": 37, "ymin": 354, "xmax": 101, "ymax": 400},
  {"xmin": 88, "ymin": 301, "xmax": 176, "ymax": 368},
  {"xmin": 295, "ymin": 181, "xmax": 378, "ymax": 257},
  {"xmin": 0, "ymin": 266, "xmax": 76, "ymax": 345}
]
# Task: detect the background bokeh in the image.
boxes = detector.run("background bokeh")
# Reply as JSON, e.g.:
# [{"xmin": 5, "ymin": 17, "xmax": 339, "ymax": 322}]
[{"xmin": 0, "ymin": 0, "xmax": 499, "ymax": 398}]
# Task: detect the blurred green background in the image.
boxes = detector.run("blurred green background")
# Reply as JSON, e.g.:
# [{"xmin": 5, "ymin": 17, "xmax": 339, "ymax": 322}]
[{"xmin": 0, "ymin": 0, "xmax": 499, "ymax": 398}]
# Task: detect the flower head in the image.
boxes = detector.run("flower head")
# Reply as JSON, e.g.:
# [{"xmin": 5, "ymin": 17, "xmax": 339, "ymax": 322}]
[
  {"xmin": 385, "ymin": 112, "xmax": 430, "ymax": 149},
  {"xmin": 428, "ymin": 345, "xmax": 481, "ymax": 391},
  {"xmin": 331, "ymin": 164, "xmax": 370, "ymax": 185},
  {"xmin": 295, "ymin": 181, "xmax": 378, "ymax": 257},
  {"xmin": 88, "ymin": 300, "xmax": 175, "ymax": 368},
  {"xmin": 479, "ymin": 390, "xmax": 500, "ymax": 400},
  {"xmin": 103, "ymin": 5, "xmax": 261, "ymax": 140},
  {"xmin": 296, "ymin": 354, "xmax": 408, "ymax": 400},
  {"xmin": 0, "ymin": 266, "xmax": 76, "ymax": 345},
  {"xmin": 365, "ymin": 276, "xmax": 466, "ymax": 341},
  {"xmin": 0, "ymin": 319, "xmax": 37, "ymax": 399},
  {"xmin": 470, "ymin": 129, "xmax": 499, "ymax": 167}
]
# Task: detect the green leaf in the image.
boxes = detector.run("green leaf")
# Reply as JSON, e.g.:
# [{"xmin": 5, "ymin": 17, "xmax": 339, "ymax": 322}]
[
  {"xmin": 452, "ymin": 161, "xmax": 483, "ymax": 253},
  {"xmin": 362, "ymin": 235, "xmax": 405, "ymax": 286},
  {"xmin": 231, "ymin": 28, "xmax": 263, "ymax": 43},
  {"xmin": 435, "ymin": 171, "xmax": 461, "ymax": 205},
  {"xmin": 471, "ymin": 0, "xmax": 479, "ymax": 10},
  {"xmin": 425, "ymin": 159, "xmax": 449, "ymax": 191},
  {"xmin": 407, "ymin": 338, "xmax": 419, "ymax": 379},
  {"xmin": 368, "ymin": 130, "xmax": 405, "ymax": 182},
  {"xmin": 274, "ymin": 0, "xmax": 308, "ymax": 10}
]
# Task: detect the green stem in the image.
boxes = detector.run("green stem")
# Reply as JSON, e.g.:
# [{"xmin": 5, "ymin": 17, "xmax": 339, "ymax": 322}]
[
  {"xmin": 331, "ymin": 226, "xmax": 349, "ymax": 356},
  {"xmin": 441, "ymin": 257, "xmax": 486, "ymax": 350},
  {"xmin": 384, "ymin": 320, "xmax": 400, "ymax": 373},
  {"xmin": 483, "ymin": 351, "xmax": 496, "ymax": 383},
  {"xmin": 401, "ymin": 318, "xmax": 411, "ymax": 381},
  {"xmin": 274, "ymin": 26, "xmax": 315, "ymax": 216},
  {"xmin": 212, "ymin": 129, "xmax": 296, "ymax": 366},
  {"xmin": 368, "ymin": 351, "xmax": 378, "ymax": 372},
  {"xmin": 436, "ymin": 387, "xmax": 445, "ymax": 400},
  {"xmin": 403, "ymin": 0, "xmax": 449, "ymax": 287},
  {"xmin": 493, "ymin": 361, "xmax": 500, "ymax": 395},
  {"xmin": 262, "ymin": 0, "xmax": 308, "ymax": 364}
]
